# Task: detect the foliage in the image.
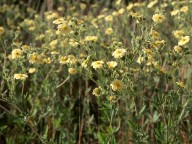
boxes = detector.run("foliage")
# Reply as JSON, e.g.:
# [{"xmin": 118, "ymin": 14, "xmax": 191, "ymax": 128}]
[{"xmin": 1, "ymin": 0, "xmax": 192, "ymax": 143}]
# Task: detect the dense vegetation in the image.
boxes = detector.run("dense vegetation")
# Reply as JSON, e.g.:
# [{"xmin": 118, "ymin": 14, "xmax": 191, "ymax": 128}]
[{"xmin": 0, "ymin": 0, "xmax": 192, "ymax": 143}]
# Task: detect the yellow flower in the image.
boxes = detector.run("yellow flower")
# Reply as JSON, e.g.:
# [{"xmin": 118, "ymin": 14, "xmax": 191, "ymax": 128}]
[
  {"xmin": 105, "ymin": 28, "xmax": 113, "ymax": 35},
  {"xmin": 92, "ymin": 87, "xmax": 102, "ymax": 96},
  {"xmin": 51, "ymin": 51, "xmax": 60, "ymax": 55},
  {"xmin": 69, "ymin": 39, "xmax": 79, "ymax": 47},
  {"xmin": 82, "ymin": 60, "xmax": 88, "ymax": 68},
  {"xmin": 112, "ymin": 11, "xmax": 119, "ymax": 16},
  {"xmin": 91, "ymin": 60, "xmax": 104, "ymax": 70},
  {"xmin": 153, "ymin": 40, "xmax": 165, "ymax": 49},
  {"xmin": 35, "ymin": 34, "xmax": 45, "ymax": 41},
  {"xmin": 84, "ymin": 36, "xmax": 98, "ymax": 42},
  {"xmin": 29, "ymin": 52, "xmax": 40, "ymax": 64},
  {"xmin": 67, "ymin": 55, "xmax": 76, "ymax": 64},
  {"xmin": 59, "ymin": 56, "xmax": 68, "ymax": 64},
  {"xmin": 151, "ymin": 30, "xmax": 160, "ymax": 39},
  {"xmin": 28, "ymin": 68, "xmax": 36, "ymax": 74},
  {"xmin": 152, "ymin": 13, "xmax": 165, "ymax": 23},
  {"xmin": 0, "ymin": 26, "xmax": 4, "ymax": 35},
  {"xmin": 80, "ymin": 3, "xmax": 87, "ymax": 10},
  {"xmin": 49, "ymin": 39, "xmax": 58, "ymax": 49},
  {"xmin": 147, "ymin": 55, "xmax": 155, "ymax": 64},
  {"xmin": 97, "ymin": 15, "xmax": 105, "ymax": 19},
  {"xmin": 108, "ymin": 95, "xmax": 116, "ymax": 102},
  {"xmin": 176, "ymin": 82, "xmax": 185, "ymax": 88},
  {"xmin": 118, "ymin": 8, "xmax": 125, "ymax": 14},
  {"xmin": 53, "ymin": 17, "xmax": 65, "ymax": 25},
  {"xmin": 107, "ymin": 61, "xmax": 117, "ymax": 69},
  {"xmin": 57, "ymin": 22, "xmax": 68, "ymax": 32},
  {"xmin": 7, "ymin": 54, "xmax": 12, "ymax": 60},
  {"xmin": 57, "ymin": 7, "xmax": 64, "ymax": 12},
  {"xmin": 112, "ymin": 48, "xmax": 126, "ymax": 59},
  {"xmin": 14, "ymin": 74, "xmax": 28, "ymax": 80},
  {"xmin": 21, "ymin": 45, "xmax": 31, "ymax": 51},
  {"xmin": 134, "ymin": 2, "xmax": 144, "ymax": 7},
  {"xmin": 171, "ymin": 10, "xmax": 179, "ymax": 16},
  {"xmin": 68, "ymin": 68, "xmax": 77, "ymax": 75},
  {"xmin": 43, "ymin": 57, "xmax": 51, "ymax": 64},
  {"xmin": 173, "ymin": 30, "xmax": 185, "ymax": 39},
  {"xmin": 115, "ymin": 0, "xmax": 121, "ymax": 5},
  {"xmin": 127, "ymin": 3, "xmax": 133, "ymax": 10},
  {"xmin": 178, "ymin": 36, "xmax": 190, "ymax": 46},
  {"xmin": 174, "ymin": 46, "xmax": 182, "ymax": 53},
  {"xmin": 29, "ymin": 26, "xmax": 35, "ymax": 31},
  {"xmin": 105, "ymin": 15, "xmax": 113, "ymax": 22},
  {"xmin": 110, "ymin": 80, "xmax": 124, "ymax": 91},
  {"xmin": 180, "ymin": 6, "xmax": 188, "ymax": 13},
  {"xmin": 137, "ymin": 56, "xmax": 144, "ymax": 64},
  {"xmin": 147, "ymin": 0, "xmax": 158, "ymax": 8},
  {"xmin": 11, "ymin": 49, "xmax": 22, "ymax": 59},
  {"xmin": 131, "ymin": 12, "xmax": 143, "ymax": 18},
  {"xmin": 143, "ymin": 48, "xmax": 153, "ymax": 55}
]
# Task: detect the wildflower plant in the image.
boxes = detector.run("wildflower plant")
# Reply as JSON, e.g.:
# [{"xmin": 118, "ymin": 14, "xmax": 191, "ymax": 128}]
[{"xmin": 1, "ymin": 0, "xmax": 192, "ymax": 143}]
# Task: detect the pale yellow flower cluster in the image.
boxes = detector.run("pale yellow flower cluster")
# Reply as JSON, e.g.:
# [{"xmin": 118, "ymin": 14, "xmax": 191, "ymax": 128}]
[
  {"xmin": 171, "ymin": 6, "xmax": 188, "ymax": 16},
  {"xmin": 84, "ymin": 36, "xmax": 98, "ymax": 42}
]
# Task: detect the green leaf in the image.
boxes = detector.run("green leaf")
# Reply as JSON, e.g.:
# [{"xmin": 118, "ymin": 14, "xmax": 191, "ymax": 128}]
[
  {"xmin": 0, "ymin": 125, "xmax": 7, "ymax": 133},
  {"xmin": 139, "ymin": 105, "xmax": 146, "ymax": 116},
  {"xmin": 127, "ymin": 120, "xmax": 136, "ymax": 131},
  {"xmin": 43, "ymin": 125, "xmax": 49, "ymax": 139},
  {"xmin": 97, "ymin": 131, "xmax": 105, "ymax": 143},
  {"xmin": 154, "ymin": 128, "xmax": 165, "ymax": 142},
  {"xmin": 114, "ymin": 119, "xmax": 121, "ymax": 133}
]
